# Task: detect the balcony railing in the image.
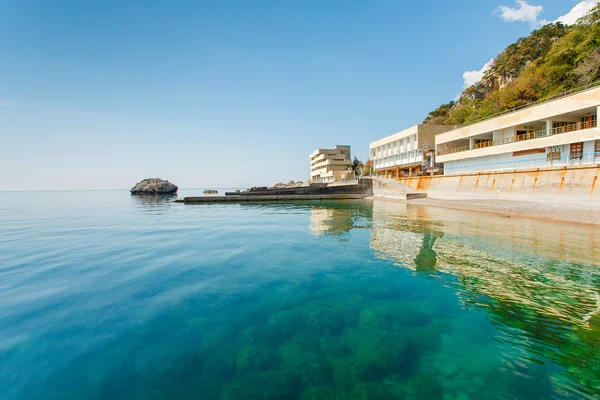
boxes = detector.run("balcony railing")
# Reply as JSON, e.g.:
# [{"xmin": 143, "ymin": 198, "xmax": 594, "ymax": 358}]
[
  {"xmin": 438, "ymin": 118, "xmax": 597, "ymax": 156},
  {"xmin": 444, "ymin": 152, "xmax": 600, "ymax": 175},
  {"xmin": 374, "ymin": 153, "xmax": 424, "ymax": 170}
]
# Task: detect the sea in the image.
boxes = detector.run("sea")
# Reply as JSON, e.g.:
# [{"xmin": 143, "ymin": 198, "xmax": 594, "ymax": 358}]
[{"xmin": 1, "ymin": 189, "xmax": 600, "ymax": 399}]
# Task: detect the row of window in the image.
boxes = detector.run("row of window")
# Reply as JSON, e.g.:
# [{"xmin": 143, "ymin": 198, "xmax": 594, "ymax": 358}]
[
  {"xmin": 372, "ymin": 135, "xmax": 417, "ymax": 159},
  {"xmin": 374, "ymin": 151, "xmax": 421, "ymax": 167}
]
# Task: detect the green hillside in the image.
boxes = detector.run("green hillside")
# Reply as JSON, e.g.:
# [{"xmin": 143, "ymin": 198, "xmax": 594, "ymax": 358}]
[{"xmin": 424, "ymin": 4, "xmax": 600, "ymax": 126}]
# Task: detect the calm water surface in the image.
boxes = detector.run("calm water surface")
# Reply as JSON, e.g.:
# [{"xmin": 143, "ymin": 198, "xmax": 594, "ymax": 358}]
[{"xmin": 1, "ymin": 190, "xmax": 600, "ymax": 399}]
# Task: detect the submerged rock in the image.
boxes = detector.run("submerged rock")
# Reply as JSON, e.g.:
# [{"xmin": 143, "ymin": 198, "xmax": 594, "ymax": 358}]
[{"xmin": 130, "ymin": 178, "xmax": 178, "ymax": 195}]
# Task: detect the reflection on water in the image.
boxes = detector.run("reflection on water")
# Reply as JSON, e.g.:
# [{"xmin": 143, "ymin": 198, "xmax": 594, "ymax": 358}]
[
  {"xmin": 369, "ymin": 200, "xmax": 600, "ymax": 327},
  {"xmin": 365, "ymin": 200, "xmax": 600, "ymax": 397},
  {"xmin": 414, "ymin": 233, "xmax": 440, "ymax": 273},
  {"xmin": 305, "ymin": 199, "xmax": 600, "ymax": 397},
  {"xmin": 2, "ymin": 193, "xmax": 600, "ymax": 399},
  {"xmin": 130, "ymin": 194, "xmax": 176, "ymax": 214},
  {"xmin": 309, "ymin": 201, "xmax": 372, "ymax": 237}
]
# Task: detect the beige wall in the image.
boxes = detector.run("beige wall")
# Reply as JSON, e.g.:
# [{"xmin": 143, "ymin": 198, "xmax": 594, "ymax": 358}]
[
  {"xmin": 310, "ymin": 145, "xmax": 352, "ymax": 182},
  {"xmin": 417, "ymin": 125, "xmax": 454, "ymax": 148},
  {"xmin": 369, "ymin": 124, "xmax": 451, "ymax": 150}
]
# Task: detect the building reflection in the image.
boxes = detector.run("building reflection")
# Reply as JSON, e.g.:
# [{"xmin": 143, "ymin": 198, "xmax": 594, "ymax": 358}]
[
  {"xmin": 304, "ymin": 198, "xmax": 600, "ymax": 331},
  {"xmin": 307, "ymin": 198, "xmax": 600, "ymax": 390},
  {"xmin": 308, "ymin": 201, "xmax": 373, "ymax": 237},
  {"xmin": 369, "ymin": 201, "xmax": 445, "ymax": 274},
  {"xmin": 309, "ymin": 208, "xmax": 354, "ymax": 237},
  {"xmin": 368, "ymin": 199, "xmax": 600, "ymax": 329},
  {"xmin": 367, "ymin": 199, "xmax": 600, "ymax": 389}
]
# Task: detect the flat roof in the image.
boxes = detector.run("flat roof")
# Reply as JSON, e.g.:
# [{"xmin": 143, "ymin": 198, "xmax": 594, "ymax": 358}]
[{"xmin": 369, "ymin": 125, "xmax": 420, "ymax": 149}]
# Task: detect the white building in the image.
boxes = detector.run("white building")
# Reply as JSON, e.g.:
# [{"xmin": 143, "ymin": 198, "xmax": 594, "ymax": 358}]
[
  {"xmin": 435, "ymin": 86, "xmax": 600, "ymax": 175},
  {"xmin": 369, "ymin": 125, "xmax": 452, "ymax": 178},
  {"xmin": 309, "ymin": 145, "xmax": 353, "ymax": 183}
]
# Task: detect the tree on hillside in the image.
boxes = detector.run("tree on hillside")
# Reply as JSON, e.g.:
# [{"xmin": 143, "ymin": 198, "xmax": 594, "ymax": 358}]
[
  {"xmin": 350, "ymin": 156, "xmax": 364, "ymax": 176},
  {"xmin": 579, "ymin": 3, "xmax": 600, "ymax": 25},
  {"xmin": 361, "ymin": 159, "xmax": 374, "ymax": 177},
  {"xmin": 422, "ymin": 3, "xmax": 600, "ymax": 127}
]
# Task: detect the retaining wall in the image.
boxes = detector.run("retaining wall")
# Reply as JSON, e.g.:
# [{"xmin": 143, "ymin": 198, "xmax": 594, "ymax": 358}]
[{"xmin": 395, "ymin": 165, "xmax": 600, "ymax": 203}]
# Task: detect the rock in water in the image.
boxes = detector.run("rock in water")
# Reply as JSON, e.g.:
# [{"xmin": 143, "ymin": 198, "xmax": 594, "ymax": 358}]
[
  {"xmin": 203, "ymin": 190, "xmax": 218, "ymax": 194},
  {"xmin": 130, "ymin": 178, "xmax": 178, "ymax": 195}
]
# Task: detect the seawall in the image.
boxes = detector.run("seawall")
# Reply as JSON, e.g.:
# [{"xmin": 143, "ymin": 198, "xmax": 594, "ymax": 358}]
[
  {"xmin": 178, "ymin": 179, "xmax": 374, "ymax": 203},
  {"xmin": 394, "ymin": 165, "xmax": 600, "ymax": 203}
]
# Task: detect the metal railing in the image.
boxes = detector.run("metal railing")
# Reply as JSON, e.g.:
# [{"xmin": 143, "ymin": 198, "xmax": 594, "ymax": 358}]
[
  {"xmin": 455, "ymin": 80, "xmax": 600, "ymax": 128},
  {"xmin": 374, "ymin": 150, "xmax": 424, "ymax": 170},
  {"xmin": 438, "ymin": 119, "xmax": 597, "ymax": 156},
  {"xmin": 444, "ymin": 152, "xmax": 600, "ymax": 175}
]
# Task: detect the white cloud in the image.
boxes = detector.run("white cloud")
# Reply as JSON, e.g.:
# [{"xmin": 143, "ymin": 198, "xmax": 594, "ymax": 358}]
[
  {"xmin": 462, "ymin": 58, "xmax": 495, "ymax": 88},
  {"xmin": 495, "ymin": 0, "xmax": 599, "ymax": 27},
  {"xmin": 556, "ymin": 1, "xmax": 599, "ymax": 25},
  {"xmin": 461, "ymin": 1, "xmax": 599, "ymax": 91},
  {"xmin": 496, "ymin": 0, "xmax": 543, "ymax": 23}
]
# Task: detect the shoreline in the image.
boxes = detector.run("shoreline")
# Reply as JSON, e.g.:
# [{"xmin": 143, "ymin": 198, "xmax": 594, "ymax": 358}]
[{"xmin": 365, "ymin": 196, "xmax": 600, "ymax": 227}]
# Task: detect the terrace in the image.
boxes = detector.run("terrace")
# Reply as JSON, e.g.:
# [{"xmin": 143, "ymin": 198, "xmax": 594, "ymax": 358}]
[{"xmin": 437, "ymin": 114, "xmax": 597, "ymax": 156}]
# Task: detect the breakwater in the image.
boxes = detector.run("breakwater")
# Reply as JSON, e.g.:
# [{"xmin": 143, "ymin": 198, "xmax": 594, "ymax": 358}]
[
  {"xmin": 177, "ymin": 178, "xmax": 374, "ymax": 203},
  {"xmin": 176, "ymin": 194, "xmax": 369, "ymax": 203}
]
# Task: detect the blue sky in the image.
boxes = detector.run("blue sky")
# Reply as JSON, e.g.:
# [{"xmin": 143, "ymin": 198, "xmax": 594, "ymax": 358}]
[{"xmin": 0, "ymin": 0, "xmax": 595, "ymax": 190}]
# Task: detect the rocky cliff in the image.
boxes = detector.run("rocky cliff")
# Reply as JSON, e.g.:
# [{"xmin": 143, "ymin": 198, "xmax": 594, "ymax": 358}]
[{"xmin": 424, "ymin": 5, "xmax": 600, "ymax": 126}]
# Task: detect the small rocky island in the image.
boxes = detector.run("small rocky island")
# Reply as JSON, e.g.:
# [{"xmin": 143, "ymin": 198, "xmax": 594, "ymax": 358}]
[
  {"xmin": 130, "ymin": 178, "xmax": 178, "ymax": 195},
  {"xmin": 203, "ymin": 190, "xmax": 218, "ymax": 194}
]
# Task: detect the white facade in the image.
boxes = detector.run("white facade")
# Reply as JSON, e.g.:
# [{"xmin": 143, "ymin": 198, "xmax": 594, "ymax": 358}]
[
  {"xmin": 369, "ymin": 125, "xmax": 451, "ymax": 177},
  {"xmin": 435, "ymin": 86, "xmax": 600, "ymax": 175}
]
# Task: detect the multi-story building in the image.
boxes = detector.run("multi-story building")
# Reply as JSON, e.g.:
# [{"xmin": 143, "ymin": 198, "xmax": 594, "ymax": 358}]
[
  {"xmin": 369, "ymin": 125, "xmax": 452, "ymax": 178},
  {"xmin": 309, "ymin": 145, "xmax": 353, "ymax": 183},
  {"xmin": 435, "ymin": 86, "xmax": 600, "ymax": 175}
]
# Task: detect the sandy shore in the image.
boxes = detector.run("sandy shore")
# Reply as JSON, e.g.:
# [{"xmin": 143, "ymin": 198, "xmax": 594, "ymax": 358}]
[{"xmin": 371, "ymin": 197, "xmax": 600, "ymax": 226}]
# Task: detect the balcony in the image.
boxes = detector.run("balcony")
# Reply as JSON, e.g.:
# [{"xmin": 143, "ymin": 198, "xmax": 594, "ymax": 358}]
[
  {"xmin": 373, "ymin": 151, "xmax": 424, "ymax": 170},
  {"xmin": 311, "ymin": 159, "xmax": 351, "ymax": 168},
  {"xmin": 445, "ymin": 152, "xmax": 600, "ymax": 175},
  {"xmin": 438, "ymin": 118, "xmax": 597, "ymax": 156}
]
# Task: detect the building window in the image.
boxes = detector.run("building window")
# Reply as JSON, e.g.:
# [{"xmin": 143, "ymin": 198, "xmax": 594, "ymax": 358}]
[
  {"xmin": 595, "ymin": 140, "xmax": 600, "ymax": 155},
  {"xmin": 553, "ymin": 121, "xmax": 577, "ymax": 134},
  {"xmin": 570, "ymin": 142, "xmax": 583, "ymax": 160},
  {"xmin": 582, "ymin": 114, "xmax": 597, "ymax": 129}
]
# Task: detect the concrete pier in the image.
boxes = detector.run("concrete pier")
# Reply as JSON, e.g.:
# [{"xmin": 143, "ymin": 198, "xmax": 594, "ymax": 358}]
[
  {"xmin": 176, "ymin": 178, "xmax": 374, "ymax": 203},
  {"xmin": 176, "ymin": 194, "xmax": 370, "ymax": 203}
]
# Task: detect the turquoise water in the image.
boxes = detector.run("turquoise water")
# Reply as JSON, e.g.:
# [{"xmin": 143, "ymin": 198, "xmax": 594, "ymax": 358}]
[{"xmin": 1, "ymin": 191, "xmax": 600, "ymax": 399}]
